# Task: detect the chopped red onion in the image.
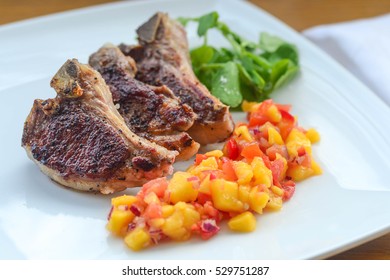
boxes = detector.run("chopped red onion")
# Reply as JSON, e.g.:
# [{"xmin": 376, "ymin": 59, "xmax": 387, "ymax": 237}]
[
  {"xmin": 130, "ymin": 205, "xmax": 141, "ymax": 216},
  {"xmin": 107, "ymin": 206, "xmax": 113, "ymax": 221},
  {"xmin": 127, "ymin": 223, "xmax": 136, "ymax": 232},
  {"xmin": 200, "ymin": 219, "xmax": 220, "ymax": 233}
]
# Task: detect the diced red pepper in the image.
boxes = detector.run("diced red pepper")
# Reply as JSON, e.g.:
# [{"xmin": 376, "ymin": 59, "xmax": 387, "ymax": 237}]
[
  {"xmin": 278, "ymin": 110, "xmax": 295, "ymax": 140},
  {"xmin": 226, "ymin": 138, "xmax": 239, "ymax": 160}
]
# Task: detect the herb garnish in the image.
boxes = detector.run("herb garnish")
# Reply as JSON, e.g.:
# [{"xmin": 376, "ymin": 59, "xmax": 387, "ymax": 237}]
[{"xmin": 178, "ymin": 12, "xmax": 300, "ymax": 108}]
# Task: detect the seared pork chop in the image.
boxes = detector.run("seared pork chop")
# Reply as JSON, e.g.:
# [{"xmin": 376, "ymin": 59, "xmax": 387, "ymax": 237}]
[
  {"xmin": 89, "ymin": 44, "xmax": 199, "ymax": 160},
  {"xmin": 22, "ymin": 59, "xmax": 176, "ymax": 194},
  {"xmin": 119, "ymin": 12, "xmax": 234, "ymax": 145}
]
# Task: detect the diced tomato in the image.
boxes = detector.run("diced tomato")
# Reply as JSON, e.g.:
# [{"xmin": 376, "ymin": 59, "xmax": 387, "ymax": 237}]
[
  {"xmin": 226, "ymin": 138, "xmax": 239, "ymax": 160},
  {"xmin": 248, "ymin": 111, "xmax": 269, "ymax": 127},
  {"xmin": 270, "ymin": 159, "xmax": 285, "ymax": 186},
  {"xmin": 299, "ymin": 154, "xmax": 312, "ymax": 168},
  {"xmin": 261, "ymin": 154, "xmax": 272, "ymax": 170},
  {"xmin": 278, "ymin": 110, "xmax": 295, "ymax": 140},
  {"xmin": 222, "ymin": 160, "xmax": 238, "ymax": 181},
  {"xmin": 275, "ymin": 103, "xmax": 291, "ymax": 112},
  {"xmin": 241, "ymin": 143, "xmax": 263, "ymax": 160},
  {"xmin": 259, "ymin": 99, "xmax": 274, "ymax": 110},
  {"xmin": 203, "ymin": 202, "xmax": 221, "ymax": 222},
  {"xmin": 139, "ymin": 177, "xmax": 168, "ymax": 198},
  {"xmin": 266, "ymin": 145, "xmax": 288, "ymax": 161},
  {"xmin": 144, "ymin": 203, "xmax": 162, "ymax": 220},
  {"xmin": 195, "ymin": 154, "xmax": 208, "ymax": 165},
  {"xmin": 281, "ymin": 180, "xmax": 296, "ymax": 201},
  {"xmin": 197, "ymin": 193, "xmax": 212, "ymax": 205}
]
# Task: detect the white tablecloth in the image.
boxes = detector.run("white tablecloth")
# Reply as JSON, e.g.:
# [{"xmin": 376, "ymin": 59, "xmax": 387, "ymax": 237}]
[{"xmin": 303, "ymin": 14, "xmax": 390, "ymax": 106}]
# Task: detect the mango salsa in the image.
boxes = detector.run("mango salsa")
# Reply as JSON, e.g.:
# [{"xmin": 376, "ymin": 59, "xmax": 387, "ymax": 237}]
[{"xmin": 106, "ymin": 99, "xmax": 321, "ymax": 251}]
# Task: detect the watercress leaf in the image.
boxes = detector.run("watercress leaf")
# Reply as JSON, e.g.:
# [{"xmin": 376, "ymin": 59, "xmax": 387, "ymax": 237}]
[
  {"xmin": 259, "ymin": 32, "xmax": 285, "ymax": 52},
  {"xmin": 190, "ymin": 45, "xmax": 215, "ymax": 68},
  {"xmin": 236, "ymin": 63, "xmax": 254, "ymax": 86},
  {"xmin": 196, "ymin": 68, "xmax": 215, "ymax": 90},
  {"xmin": 266, "ymin": 44, "xmax": 299, "ymax": 65},
  {"xmin": 213, "ymin": 48, "xmax": 234, "ymax": 63},
  {"xmin": 270, "ymin": 59, "xmax": 290, "ymax": 85},
  {"xmin": 249, "ymin": 70, "xmax": 266, "ymax": 89},
  {"xmin": 274, "ymin": 65, "xmax": 299, "ymax": 90},
  {"xmin": 182, "ymin": 11, "xmax": 300, "ymax": 109},
  {"xmin": 245, "ymin": 52, "xmax": 271, "ymax": 70},
  {"xmin": 241, "ymin": 55, "xmax": 255, "ymax": 72},
  {"xmin": 277, "ymin": 44, "xmax": 299, "ymax": 65},
  {"xmin": 211, "ymin": 62, "xmax": 242, "ymax": 107},
  {"xmin": 197, "ymin": 12, "xmax": 219, "ymax": 36}
]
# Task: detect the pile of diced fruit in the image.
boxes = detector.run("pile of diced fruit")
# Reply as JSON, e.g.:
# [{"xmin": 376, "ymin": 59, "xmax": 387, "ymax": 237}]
[{"xmin": 106, "ymin": 99, "xmax": 322, "ymax": 251}]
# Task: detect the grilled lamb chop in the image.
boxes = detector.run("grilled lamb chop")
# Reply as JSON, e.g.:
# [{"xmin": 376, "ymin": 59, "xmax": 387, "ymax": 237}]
[
  {"xmin": 119, "ymin": 12, "xmax": 234, "ymax": 145},
  {"xmin": 89, "ymin": 44, "xmax": 199, "ymax": 160},
  {"xmin": 22, "ymin": 59, "xmax": 176, "ymax": 194}
]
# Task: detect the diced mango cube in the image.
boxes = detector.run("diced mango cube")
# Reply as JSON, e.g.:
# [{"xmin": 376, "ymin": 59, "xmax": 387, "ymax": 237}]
[
  {"xmin": 199, "ymin": 174, "xmax": 212, "ymax": 195},
  {"xmin": 242, "ymin": 100, "xmax": 260, "ymax": 112},
  {"xmin": 266, "ymin": 105, "xmax": 282, "ymax": 123},
  {"xmin": 144, "ymin": 192, "xmax": 159, "ymax": 204},
  {"xmin": 268, "ymin": 127, "xmax": 284, "ymax": 145},
  {"xmin": 232, "ymin": 161, "xmax": 253, "ymax": 185},
  {"xmin": 270, "ymin": 185, "xmax": 284, "ymax": 196},
  {"xmin": 286, "ymin": 165, "xmax": 314, "ymax": 182},
  {"xmin": 168, "ymin": 172, "xmax": 198, "ymax": 204},
  {"xmin": 124, "ymin": 227, "xmax": 151, "ymax": 251},
  {"xmin": 251, "ymin": 157, "xmax": 273, "ymax": 188},
  {"xmin": 228, "ymin": 211, "xmax": 256, "ymax": 232},
  {"xmin": 106, "ymin": 209, "xmax": 134, "ymax": 236},
  {"xmin": 174, "ymin": 202, "xmax": 201, "ymax": 229},
  {"xmin": 305, "ymin": 128, "xmax": 320, "ymax": 143},
  {"xmin": 189, "ymin": 157, "xmax": 219, "ymax": 176},
  {"xmin": 238, "ymin": 185, "xmax": 251, "ymax": 205},
  {"xmin": 162, "ymin": 204, "xmax": 174, "ymax": 218},
  {"xmin": 148, "ymin": 218, "xmax": 165, "ymax": 228},
  {"xmin": 265, "ymin": 194, "xmax": 283, "ymax": 211},
  {"xmin": 205, "ymin": 150, "xmax": 224, "ymax": 158},
  {"xmin": 286, "ymin": 128, "xmax": 312, "ymax": 157},
  {"xmin": 311, "ymin": 160, "xmax": 323, "ymax": 175},
  {"xmin": 162, "ymin": 210, "xmax": 188, "ymax": 241},
  {"xmin": 111, "ymin": 195, "xmax": 138, "ymax": 207},
  {"xmin": 210, "ymin": 179, "xmax": 243, "ymax": 212},
  {"xmin": 249, "ymin": 187, "xmax": 269, "ymax": 214},
  {"xmin": 234, "ymin": 125, "xmax": 253, "ymax": 142},
  {"xmin": 161, "ymin": 202, "xmax": 200, "ymax": 241}
]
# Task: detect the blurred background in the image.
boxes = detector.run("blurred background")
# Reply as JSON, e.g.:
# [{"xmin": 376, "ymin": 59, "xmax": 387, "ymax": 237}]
[
  {"xmin": 1, "ymin": 0, "xmax": 390, "ymax": 29},
  {"xmin": 1, "ymin": 0, "xmax": 389, "ymax": 260}
]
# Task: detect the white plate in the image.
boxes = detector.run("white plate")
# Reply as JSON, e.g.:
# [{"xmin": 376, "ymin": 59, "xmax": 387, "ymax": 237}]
[{"xmin": 1, "ymin": 0, "xmax": 389, "ymax": 260}]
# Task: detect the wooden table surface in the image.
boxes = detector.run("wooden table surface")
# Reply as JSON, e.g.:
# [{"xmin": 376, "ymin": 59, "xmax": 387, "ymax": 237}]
[{"xmin": 1, "ymin": 0, "xmax": 389, "ymax": 260}]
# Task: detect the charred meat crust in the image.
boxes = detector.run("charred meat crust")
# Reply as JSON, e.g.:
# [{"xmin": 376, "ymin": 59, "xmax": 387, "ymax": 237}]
[
  {"xmin": 24, "ymin": 100, "xmax": 129, "ymax": 179},
  {"xmin": 22, "ymin": 59, "xmax": 177, "ymax": 193},
  {"xmin": 89, "ymin": 45, "xmax": 195, "ymax": 133},
  {"xmin": 120, "ymin": 12, "xmax": 234, "ymax": 144},
  {"xmin": 89, "ymin": 45, "xmax": 199, "ymax": 159}
]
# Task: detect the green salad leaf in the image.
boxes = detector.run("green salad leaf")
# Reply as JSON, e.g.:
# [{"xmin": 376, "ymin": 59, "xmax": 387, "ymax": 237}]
[{"xmin": 179, "ymin": 12, "xmax": 300, "ymax": 108}]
